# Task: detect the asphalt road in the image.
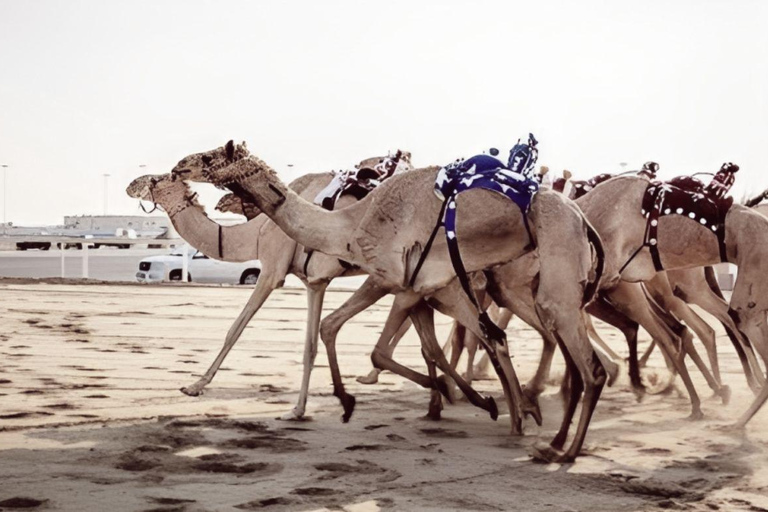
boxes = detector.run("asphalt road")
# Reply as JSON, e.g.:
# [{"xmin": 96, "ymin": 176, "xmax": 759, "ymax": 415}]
[{"xmin": 0, "ymin": 248, "xmax": 168, "ymax": 282}]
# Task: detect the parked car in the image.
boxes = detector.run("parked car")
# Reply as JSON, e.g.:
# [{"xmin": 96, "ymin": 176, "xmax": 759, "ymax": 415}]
[{"xmin": 136, "ymin": 247, "xmax": 261, "ymax": 284}]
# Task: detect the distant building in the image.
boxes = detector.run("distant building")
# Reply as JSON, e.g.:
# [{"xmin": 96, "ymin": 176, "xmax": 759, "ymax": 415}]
[{"xmin": 63, "ymin": 215, "xmax": 175, "ymax": 237}]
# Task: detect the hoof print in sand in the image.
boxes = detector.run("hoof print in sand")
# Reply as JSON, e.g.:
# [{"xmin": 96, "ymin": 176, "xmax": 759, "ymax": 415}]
[
  {"xmin": 419, "ymin": 428, "xmax": 468, "ymax": 438},
  {"xmin": 235, "ymin": 497, "xmax": 295, "ymax": 509},
  {"xmin": 0, "ymin": 497, "xmax": 47, "ymax": 508}
]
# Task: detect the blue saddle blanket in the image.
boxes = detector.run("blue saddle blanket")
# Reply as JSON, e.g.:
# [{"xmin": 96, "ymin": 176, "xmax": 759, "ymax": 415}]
[{"xmin": 434, "ymin": 154, "xmax": 539, "ymax": 215}]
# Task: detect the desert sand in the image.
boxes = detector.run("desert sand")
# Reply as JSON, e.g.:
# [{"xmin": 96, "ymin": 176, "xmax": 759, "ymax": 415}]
[{"xmin": 1, "ymin": 280, "xmax": 767, "ymax": 511}]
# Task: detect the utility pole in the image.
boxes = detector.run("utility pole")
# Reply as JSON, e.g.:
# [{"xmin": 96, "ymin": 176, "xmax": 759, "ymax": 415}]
[
  {"xmin": 1, "ymin": 165, "xmax": 9, "ymax": 224},
  {"xmin": 103, "ymin": 173, "xmax": 111, "ymax": 215}
]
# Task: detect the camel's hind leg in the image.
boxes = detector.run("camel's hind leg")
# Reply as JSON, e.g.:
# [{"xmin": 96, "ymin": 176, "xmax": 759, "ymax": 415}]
[
  {"xmin": 531, "ymin": 294, "xmax": 605, "ymax": 463},
  {"xmin": 646, "ymin": 274, "xmax": 731, "ymax": 403},
  {"xmin": 607, "ymin": 282, "xmax": 704, "ymax": 419},
  {"xmin": 320, "ymin": 277, "xmax": 387, "ymax": 422},
  {"xmin": 357, "ymin": 316, "xmax": 412, "ymax": 385},
  {"xmin": 281, "ymin": 283, "xmax": 327, "ymax": 420},
  {"xmin": 671, "ymin": 268, "xmax": 765, "ymax": 391},
  {"xmin": 181, "ymin": 268, "xmax": 281, "ymax": 396},
  {"xmin": 409, "ymin": 301, "xmax": 498, "ymax": 420},
  {"xmin": 587, "ymin": 297, "xmax": 644, "ymax": 396}
]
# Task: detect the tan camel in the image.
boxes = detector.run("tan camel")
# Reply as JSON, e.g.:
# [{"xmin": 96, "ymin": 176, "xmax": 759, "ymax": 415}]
[
  {"xmin": 571, "ymin": 175, "xmax": 768, "ymax": 428},
  {"xmin": 126, "ymin": 155, "xmax": 414, "ymax": 420},
  {"xmin": 169, "ymin": 141, "xmax": 606, "ymax": 461}
]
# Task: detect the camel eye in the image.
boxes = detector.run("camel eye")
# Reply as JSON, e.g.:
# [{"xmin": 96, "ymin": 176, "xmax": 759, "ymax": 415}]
[{"xmin": 202, "ymin": 155, "xmax": 213, "ymax": 166}]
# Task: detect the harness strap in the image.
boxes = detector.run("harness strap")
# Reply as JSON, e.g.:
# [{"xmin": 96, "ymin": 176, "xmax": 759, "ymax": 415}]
[
  {"xmin": 408, "ymin": 197, "xmax": 449, "ymax": 288},
  {"xmin": 218, "ymin": 224, "xmax": 223, "ymax": 259},
  {"xmin": 647, "ymin": 188, "xmax": 665, "ymax": 272},
  {"xmin": 303, "ymin": 250, "xmax": 314, "ymax": 276}
]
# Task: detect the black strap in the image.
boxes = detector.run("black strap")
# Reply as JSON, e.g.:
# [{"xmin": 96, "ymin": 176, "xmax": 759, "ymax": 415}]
[
  {"xmin": 218, "ymin": 224, "xmax": 223, "ymax": 259},
  {"xmin": 303, "ymin": 250, "xmax": 314, "ymax": 276},
  {"xmin": 408, "ymin": 197, "xmax": 449, "ymax": 287}
]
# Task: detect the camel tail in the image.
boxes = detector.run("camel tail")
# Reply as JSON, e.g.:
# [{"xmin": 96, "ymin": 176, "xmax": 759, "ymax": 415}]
[{"xmin": 582, "ymin": 220, "xmax": 605, "ymax": 307}]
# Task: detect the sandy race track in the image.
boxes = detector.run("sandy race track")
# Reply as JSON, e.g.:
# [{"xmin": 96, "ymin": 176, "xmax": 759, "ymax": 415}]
[{"xmin": 1, "ymin": 281, "xmax": 767, "ymax": 511}]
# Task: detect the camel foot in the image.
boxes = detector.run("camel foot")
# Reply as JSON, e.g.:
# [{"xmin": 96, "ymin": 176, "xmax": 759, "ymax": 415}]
[
  {"xmin": 339, "ymin": 394, "xmax": 357, "ymax": 423},
  {"xmin": 530, "ymin": 442, "xmax": 573, "ymax": 463},
  {"xmin": 717, "ymin": 422, "xmax": 747, "ymax": 433},
  {"xmin": 180, "ymin": 383, "xmax": 206, "ymax": 397},
  {"xmin": 603, "ymin": 360, "xmax": 620, "ymax": 387},
  {"xmin": 686, "ymin": 409, "xmax": 705, "ymax": 421},
  {"xmin": 427, "ymin": 394, "xmax": 443, "ymax": 421},
  {"xmin": 435, "ymin": 375, "xmax": 455, "ymax": 405},
  {"xmin": 718, "ymin": 385, "xmax": 732, "ymax": 406},
  {"xmin": 631, "ymin": 384, "xmax": 646, "ymax": 403},
  {"xmin": 278, "ymin": 409, "xmax": 310, "ymax": 422},
  {"xmin": 356, "ymin": 369, "xmax": 381, "ymax": 385},
  {"xmin": 486, "ymin": 396, "xmax": 499, "ymax": 421},
  {"xmin": 521, "ymin": 393, "xmax": 543, "ymax": 427}
]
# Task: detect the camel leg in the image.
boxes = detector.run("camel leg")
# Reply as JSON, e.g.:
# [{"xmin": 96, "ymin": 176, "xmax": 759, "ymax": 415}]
[
  {"xmin": 423, "ymin": 348, "xmax": 444, "ymax": 421},
  {"xmin": 281, "ymin": 283, "xmax": 326, "ymax": 420},
  {"xmin": 585, "ymin": 314, "xmax": 621, "ymax": 361},
  {"xmin": 531, "ymin": 287, "xmax": 606, "ymax": 463},
  {"xmin": 639, "ymin": 340, "xmax": 656, "ymax": 367},
  {"xmin": 607, "ymin": 282, "xmax": 704, "ymax": 420},
  {"xmin": 181, "ymin": 271, "xmax": 279, "ymax": 396},
  {"xmin": 357, "ymin": 316, "xmax": 412, "ymax": 385},
  {"xmin": 647, "ymin": 274, "xmax": 730, "ymax": 402},
  {"xmin": 587, "ymin": 297, "xmax": 645, "ymax": 397},
  {"xmin": 729, "ymin": 275, "xmax": 768, "ymax": 427},
  {"xmin": 675, "ymin": 276, "xmax": 765, "ymax": 390},
  {"xmin": 368, "ymin": 295, "xmax": 449, "ymax": 395},
  {"xmin": 320, "ymin": 277, "xmax": 387, "ymax": 422},
  {"xmin": 472, "ymin": 307, "xmax": 512, "ymax": 380},
  {"xmin": 645, "ymin": 296, "xmax": 729, "ymax": 404},
  {"xmin": 463, "ymin": 330, "xmax": 479, "ymax": 384},
  {"xmin": 447, "ymin": 322, "xmax": 466, "ymax": 372},
  {"xmin": 429, "ymin": 286, "xmax": 534, "ymax": 434},
  {"xmin": 409, "ymin": 302, "xmax": 499, "ymax": 420},
  {"xmin": 731, "ymin": 312, "xmax": 768, "ymax": 427}
]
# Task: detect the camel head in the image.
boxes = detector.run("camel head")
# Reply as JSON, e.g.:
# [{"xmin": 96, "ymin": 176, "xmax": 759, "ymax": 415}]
[
  {"xmin": 126, "ymin": 173, "xmax": 201, "ymax": 213},
  {"xmin": 216, "ymin": 193, "xmax": 245, "ymax": 215},
  {"xmin": 171, "ymin": 140, "xmax": 250, "ymax": 185}
]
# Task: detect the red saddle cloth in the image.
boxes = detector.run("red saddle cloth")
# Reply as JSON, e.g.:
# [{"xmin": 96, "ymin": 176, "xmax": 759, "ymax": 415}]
[{"xmin": 638, "ymin": 163, "xmax": 739, "ymax": 270}]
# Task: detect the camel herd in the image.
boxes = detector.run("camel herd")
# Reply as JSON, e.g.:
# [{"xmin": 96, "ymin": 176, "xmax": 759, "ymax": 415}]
[{"xmin": 126, "ymin": 140, "xmax": 768, "ymax": 463}]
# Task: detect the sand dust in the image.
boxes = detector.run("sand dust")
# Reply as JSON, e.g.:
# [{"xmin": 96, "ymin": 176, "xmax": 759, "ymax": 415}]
[{"xmin": 1, "ymin": 281, "xmax": 767, "ymax": 511}]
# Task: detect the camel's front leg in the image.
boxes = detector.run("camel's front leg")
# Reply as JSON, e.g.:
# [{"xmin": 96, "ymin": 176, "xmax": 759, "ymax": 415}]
[
  {"xmin": 281, "ymin": 283, "xmax": 327, "ymax": 421},
  {"xmin": 181, "ymin": 269, "xmax": 280, "ymax": 396},
  {"xmin": 319, "ymin": 277, "xmax": 388, "ymax": 422}
]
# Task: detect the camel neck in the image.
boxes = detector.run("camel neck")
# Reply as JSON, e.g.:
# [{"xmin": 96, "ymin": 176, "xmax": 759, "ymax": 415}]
[
  {"xmin": 157, "ymin": 188, "xmax": 267, "ymax": 262},
  {"xmin": 222, "ymin": 157, "xmax": 360, "ymax": 260}
]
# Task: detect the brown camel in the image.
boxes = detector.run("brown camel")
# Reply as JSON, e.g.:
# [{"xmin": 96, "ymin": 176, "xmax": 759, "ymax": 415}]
[{"xmin": 169, "ymin": 141, "xmax": 606, "ymax": 461}]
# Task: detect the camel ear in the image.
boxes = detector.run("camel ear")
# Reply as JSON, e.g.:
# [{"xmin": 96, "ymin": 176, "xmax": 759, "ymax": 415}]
[
  {"xmin": 563, "ymin": 170, "xmax": 572, "ymax": 180},
  {"xmin": 241, "ymin": 141, "xmax": 247, "ymax": 149},
  {"xmin": 225, "ymin": 140, "xmax": 235, "ymax": 161},
  {"xmin": 539, "ymin": 165, "xmax": 550, "ymax": 176}
]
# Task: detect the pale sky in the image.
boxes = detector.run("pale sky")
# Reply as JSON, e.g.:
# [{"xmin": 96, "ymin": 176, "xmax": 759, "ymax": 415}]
[{"xmin": 1, "ymin": 0, "xmax": 766, "ymax": 225}]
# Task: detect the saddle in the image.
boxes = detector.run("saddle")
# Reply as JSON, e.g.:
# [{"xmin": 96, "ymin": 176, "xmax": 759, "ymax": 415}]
[
  {"xmin": 314, "ymin": 150, "xmax": 411, "ymax": 211},
  {"xmin": 632, "ymin": 163, "xmax": 739, "ymax": 272},
  {"xmin": 410, "ymin": 135, "xmax": 540, "ymax": 339},
  {"xmin": 557, "ymin": 162, "xmax": 660, "ymax": 199},
  {"xmin": 305, "ymin": 150, "xmax": 411, "ymax": 275}
]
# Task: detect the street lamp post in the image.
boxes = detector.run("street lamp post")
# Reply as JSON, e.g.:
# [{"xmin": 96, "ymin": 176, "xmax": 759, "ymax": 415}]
[
  {"xmin": 1, "ymin": 164, "xmax": 9, "ymax": 224},
  {"xmin": 103, "ymin": 173, "xmax": 111, "ymax": 215}
]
